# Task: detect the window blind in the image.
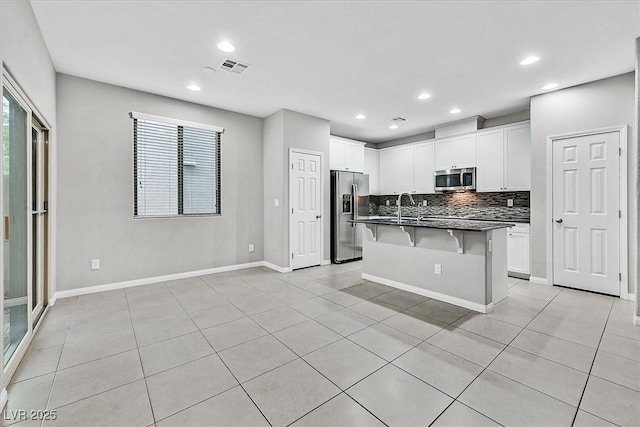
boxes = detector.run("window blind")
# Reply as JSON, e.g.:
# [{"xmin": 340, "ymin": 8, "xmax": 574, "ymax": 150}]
[{"xmin": 132, "ymin": 113, "xmax": 222, "ymax": 217}]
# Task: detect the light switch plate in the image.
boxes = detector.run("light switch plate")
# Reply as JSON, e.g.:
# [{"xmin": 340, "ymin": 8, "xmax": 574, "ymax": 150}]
[
  {"xmin": 249, "ymin": 244, "xmax": 255, "ymax": 252},
  {"xmin": 422, "ymin": 200, "xmax": 428, "ymax": 207},
  {"xmin": 91, "ymin": 259, "xmax": 100, "ymax": 270},
  {"xmin": 274, "ymin": 199, "xmax": 279, "ymax": 207},
  {"xmin": 434, "ymin": 264, "xmax": 442, "ymax": 275},
  {"xmin": 507, "ymin": 199, "xmax": 514, "ymax": 207},
  {"xmin": 385, "ymin": 200, "xmax": 390, "ymax": 206}
]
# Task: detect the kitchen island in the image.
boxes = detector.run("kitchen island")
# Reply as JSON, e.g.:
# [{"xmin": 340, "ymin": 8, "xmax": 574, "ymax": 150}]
[{"xmin": 351, "ymin": 217, "xmax": 513, "ymax": 313}]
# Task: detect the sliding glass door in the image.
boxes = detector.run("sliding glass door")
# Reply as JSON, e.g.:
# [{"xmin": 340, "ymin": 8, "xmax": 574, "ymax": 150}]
[
  {"xmin": 2, "ymin": 76, "xmax": 49, "ymax": 375},
  {"xmin": 2, "ymin": 88, "xmax": 29, "ymax": 366}
]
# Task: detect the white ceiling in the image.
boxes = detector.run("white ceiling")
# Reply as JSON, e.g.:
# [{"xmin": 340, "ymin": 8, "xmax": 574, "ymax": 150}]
[{"xmin": 30, "ymin": 0, "xmax": 639, "ymax": 143}]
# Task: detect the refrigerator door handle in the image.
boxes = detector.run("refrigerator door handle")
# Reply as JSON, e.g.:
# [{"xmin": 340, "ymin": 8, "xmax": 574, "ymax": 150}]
[{"xmin": 352, "ymin": 184, "xmax": 359, "ymax": 226}]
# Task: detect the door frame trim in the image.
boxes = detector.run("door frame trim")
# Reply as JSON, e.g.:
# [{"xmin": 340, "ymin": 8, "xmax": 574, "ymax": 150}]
[
  {"xmin": 288, "ymin": 148, "xmax": 325, "ymax": 271},
  {"xmin": 545, "ymin": 125, "xmax": 629, "ymax": 299}
]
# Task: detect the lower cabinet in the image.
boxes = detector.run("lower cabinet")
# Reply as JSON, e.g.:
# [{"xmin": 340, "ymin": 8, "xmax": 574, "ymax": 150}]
[{"xmin": 507, "ymin": 223, "xmax": 530, "ymax": 277}]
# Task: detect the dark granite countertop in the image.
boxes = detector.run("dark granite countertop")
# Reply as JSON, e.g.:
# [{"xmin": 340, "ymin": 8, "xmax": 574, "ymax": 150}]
[
  {"xmin": 351, "ymin": 217, "xmax": 514, "ymax": 232},
  {"xmin": 465, "ymin": 216, "xmax": 529, "ymax": 223}
]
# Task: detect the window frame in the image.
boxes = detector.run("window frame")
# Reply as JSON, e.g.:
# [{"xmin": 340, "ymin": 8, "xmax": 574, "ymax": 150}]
[{"xmin": 130, "ymin": 111, "xmax": 223, "ymax": 219}]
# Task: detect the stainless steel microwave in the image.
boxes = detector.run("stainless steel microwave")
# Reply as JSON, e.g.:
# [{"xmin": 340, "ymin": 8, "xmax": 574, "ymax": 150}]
[{"xmin": 434, "ymin": 168, "xmax": 476, "ymax": 191}]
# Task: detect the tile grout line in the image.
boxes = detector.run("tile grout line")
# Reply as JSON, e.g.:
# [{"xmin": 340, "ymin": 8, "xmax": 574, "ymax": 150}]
[
  {"xmin": 207, "ymin": 346, "xmax": 275, "ymax": 427},
  {"xmin": 128, "ymin": 283, "xmax": 275, "ymax": 427},
  {"xmin": 282, "ymin": 301, "xmax": 471, "ymax": 425},
  {"xmin": 569, "ymin": 298, "xmax": 616, "ymax": 427},
  {"xmin": 19, "ymin": 267, "xmax": 631, "ymax": 427},
  {"xmin": 124, "ymin": 288, "xmax": 159, "ymax": 426},
  {"xmin": 35, "ymin": 298, "xmax": 76, "ymax": 427},
  {"xmin": 426, "ymin": 285, "xmax": 569, "ymax": 426}
]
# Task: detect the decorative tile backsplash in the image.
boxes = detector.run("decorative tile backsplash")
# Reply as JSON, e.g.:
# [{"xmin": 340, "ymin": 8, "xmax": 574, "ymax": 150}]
[{"xmin": 370, "ymin": 191, "xmax": 530, "ymax": 221}]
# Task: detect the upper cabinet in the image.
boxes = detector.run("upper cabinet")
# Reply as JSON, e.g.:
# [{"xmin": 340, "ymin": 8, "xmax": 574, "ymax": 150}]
[
  {"xmin": 378, "ymin": 149, "xmax": 398, "ymax": 195},
  {"xmin": 414, "ymin": 141, "xmax": 435, "ymax": 194},
  {"xmin": 364, "ymin": 148, "xmax": 380, "ymax": 195},
  {"xmin": 434, "ymin": 133, "xmax": 477, "ymax": 170},
  {"xmin": 504, "ymin": 124, "xmax": 531, "ymax": 190},
  {"xmin": 376, "ymin": 141, "xmax": 435, "ymax": 195},
  {"xmin": 396, "ymin": 145, "xmax": 415, "ymax": 193},
  {"xmin": 330, "ymin": 136, "xmax": 365, "ymax": 172},
  {"xmin": 362, "ymin": 121, "xmax": 529, "ymax": 195},
  {"xmin": 476, "ymin": 123, "xmax": 530, "ymax": 192}
]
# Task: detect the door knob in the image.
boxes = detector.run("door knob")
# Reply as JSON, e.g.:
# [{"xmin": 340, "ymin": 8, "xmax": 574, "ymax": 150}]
[
  {"xmin": 316, "ymin": 215, "xmax": 322, "ymax": 219},
  {"xmin": 555, "ymin": 218, "xmax": 563, "ymax": 223}
]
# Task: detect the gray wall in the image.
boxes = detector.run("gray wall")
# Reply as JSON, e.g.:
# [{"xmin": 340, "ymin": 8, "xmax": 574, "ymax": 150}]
[
  {"xmin": 263, "ymin": 110, "xmax": 286, "ymax": 267},
  {"xmin": 530, "ymin": 72, "xmax": 637, "ymax": 294},
  {"xmin": 56, "ymin": 74, "xmax": 264, "ymax": 291},
  {"xmin": 375, "ymin": 130, "xmax": 436, "ymax": 149},
  {"xmin": 483, "ymin": 110, "xmax": 530, "ymax": 128},
  {"xmin": 263, "ymin": 109, "xmax": 330, "ymax": 269},
  {"xmin": 283, "ymin": 110, "xmax": 332, "ymax": 264},
  {"xmin": 1, "ymin": 1, "xmax": 57, "ymax": 125}
]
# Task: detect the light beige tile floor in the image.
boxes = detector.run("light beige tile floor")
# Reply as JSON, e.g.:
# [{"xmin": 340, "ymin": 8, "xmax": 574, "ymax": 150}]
[{"xmin": 4, "ymin": 261, "xmax": 639, "ymax": 427}]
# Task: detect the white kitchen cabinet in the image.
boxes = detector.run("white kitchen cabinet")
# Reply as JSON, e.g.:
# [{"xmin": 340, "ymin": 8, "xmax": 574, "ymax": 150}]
[
  {"xmin": 379, "ymin": 149, "xmax": 398, "ymax": 195},
  {"xmin": 504, "ymin": 124, "xmax": 531, "ymax": 190},
  {"xmin": 476, "ymin": 123, "xmax": 530, "ymax": 192},
  {"xmin": 476, "ymin": 128, "xmax": 505, "ymax": 192},
  {"xmin": 364, "ymin": 148, "xmax": 380, "ymax": 195},
  {"xmin": 434, "ymin": 134, "xmax": 477, "ymax": 170},
  {"xmin": 396, "ymin": 145, "xmax": 415, "ymax": 193},
  {"xmin": 507, "ymin": 223, "xmax": 530, "ymax": 277},
  {"xmin": 414, "ymin": 141, "xmax": 435, "ymax": 193},
  {"xmin": 378, "ymin": 141, "xmax": 435, "ymax": 195},
  {"xmin": 330, "ymin": 139, "xmax": 346, "ymax": 171},
  {"xmin": 330, "ymin": 137, "xmax": 365, "ymax": 172}
]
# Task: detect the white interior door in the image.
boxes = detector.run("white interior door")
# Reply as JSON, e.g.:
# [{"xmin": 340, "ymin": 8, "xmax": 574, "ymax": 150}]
[
  {"xmin": 552, "ymin": 131, "xmax": 620, "ymax": 295},
  {"xmin": 290, "ymin": 150, "xmax": 322, "ymax": 269}
]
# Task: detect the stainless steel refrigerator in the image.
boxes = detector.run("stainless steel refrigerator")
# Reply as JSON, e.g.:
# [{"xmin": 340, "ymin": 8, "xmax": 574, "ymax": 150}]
[{"xmin": 331, "ymin": 171, "xmax": 369, "ymax": 263}]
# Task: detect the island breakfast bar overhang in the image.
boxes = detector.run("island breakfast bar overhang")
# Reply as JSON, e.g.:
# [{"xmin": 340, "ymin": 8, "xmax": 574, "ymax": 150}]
[{"xmin": 352, "ymin": 218, "xmax": 514, "ymax": 313}]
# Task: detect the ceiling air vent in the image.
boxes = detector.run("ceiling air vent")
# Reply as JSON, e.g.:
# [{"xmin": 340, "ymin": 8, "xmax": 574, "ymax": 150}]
[
  {"xmin": 390, "ymin": 117, "xmax": 407, "ymax": 122},
  {"xmin": 219, "ymin": 58, "xmax": 250, "ymax": 74}
]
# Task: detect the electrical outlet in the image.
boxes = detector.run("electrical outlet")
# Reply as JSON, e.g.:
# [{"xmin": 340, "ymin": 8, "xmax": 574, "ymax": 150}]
[
  {"xmin": 422, "ymin": 200, "xmax": 428, "ymax": 207},
  {"xmin": 507, "ymin": 199, "xmax": 514, "ymax": 207},
  {"xmin": 91, "ymin": 259, "xmax": 100, "ymax": 270},
  {"xmin": 434, "ymin": 264, "xmax": 442, "ymax": 275},
  {"xmin": 385, "ymin": 200, "xmax": 390, "ymax": 206},
  {"xmin": 274, "ymin": 198, "xmax": 279, "ymax": 207},
  {"xmin": 249, "ymin": 244, "xmax": 255, "ymax": 252}
]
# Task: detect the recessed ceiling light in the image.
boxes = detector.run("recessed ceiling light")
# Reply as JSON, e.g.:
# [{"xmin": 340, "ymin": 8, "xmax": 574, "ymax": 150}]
[
  {"xmin": 418, "ymin": 92, "xmax": 431, "ymax": 100},
  {"xmin": 449, "ymin": 108, "xmax": 461, "ymax": 114},
  {"xmin": 217, "ymin": 41, "xmax": 235, "ymax": 53},
  {"xmin": 389, "ymin": 124, "xmax": 398, "ymax": 129},
  {"xmin": 356, "ymin": 114, "xmax": 366, "ymax": 119},
  {"xmin": 202, "ymin": 66, "xmax": 216, "ymax": 74},
  {"xmin": 520, "ymin": 56, "xmax": 540, "ymax": 65},
  {"xmin": 187, "ymin": 84, "xmax": 201, "ymax": 91},
  {"xmin": 542, "ymin": 83, "xmax": 558, "ymax": 90}
]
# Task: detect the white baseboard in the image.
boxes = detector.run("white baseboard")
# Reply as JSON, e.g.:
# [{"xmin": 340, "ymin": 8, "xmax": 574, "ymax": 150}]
[
  {"xmin": 52, "ymin": 261, "xmax": 265, "ymax": 302},
  {"xmin": 529, "ymin": 276, "xmax": 549, "ymax": 285},
  {"xmin": 635, "ymin": 314, "xmax": 640, "ymax": 326},
  {"xmin": 321, "ymin": 259, "xmax": 331, "ymax": 266},
  {"xmin": 0, "ymin": 388, "xmax": 6, "ymax": 412},
  {"xmin": 362, "ymin": 273, "xmax": 494, "ymax": 314},
  {"xmin": 263, "ymin": 262, "xmax": 291, "ymax": 273}
]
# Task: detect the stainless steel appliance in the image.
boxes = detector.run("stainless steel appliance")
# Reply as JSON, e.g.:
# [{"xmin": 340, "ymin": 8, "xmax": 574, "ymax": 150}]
[
  {"xmin": 434, "ymin": 167, "xmax": 476, "ymax": 191},
  {"xmin": 331, "ymin": 171, "xmax": 369, "ymax": 263}
]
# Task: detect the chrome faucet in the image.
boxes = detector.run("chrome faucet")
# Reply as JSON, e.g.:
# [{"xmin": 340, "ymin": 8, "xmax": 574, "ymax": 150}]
[{"xmin": 396, "ymin": 192, "xmax": 416, "ymax": 222}]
